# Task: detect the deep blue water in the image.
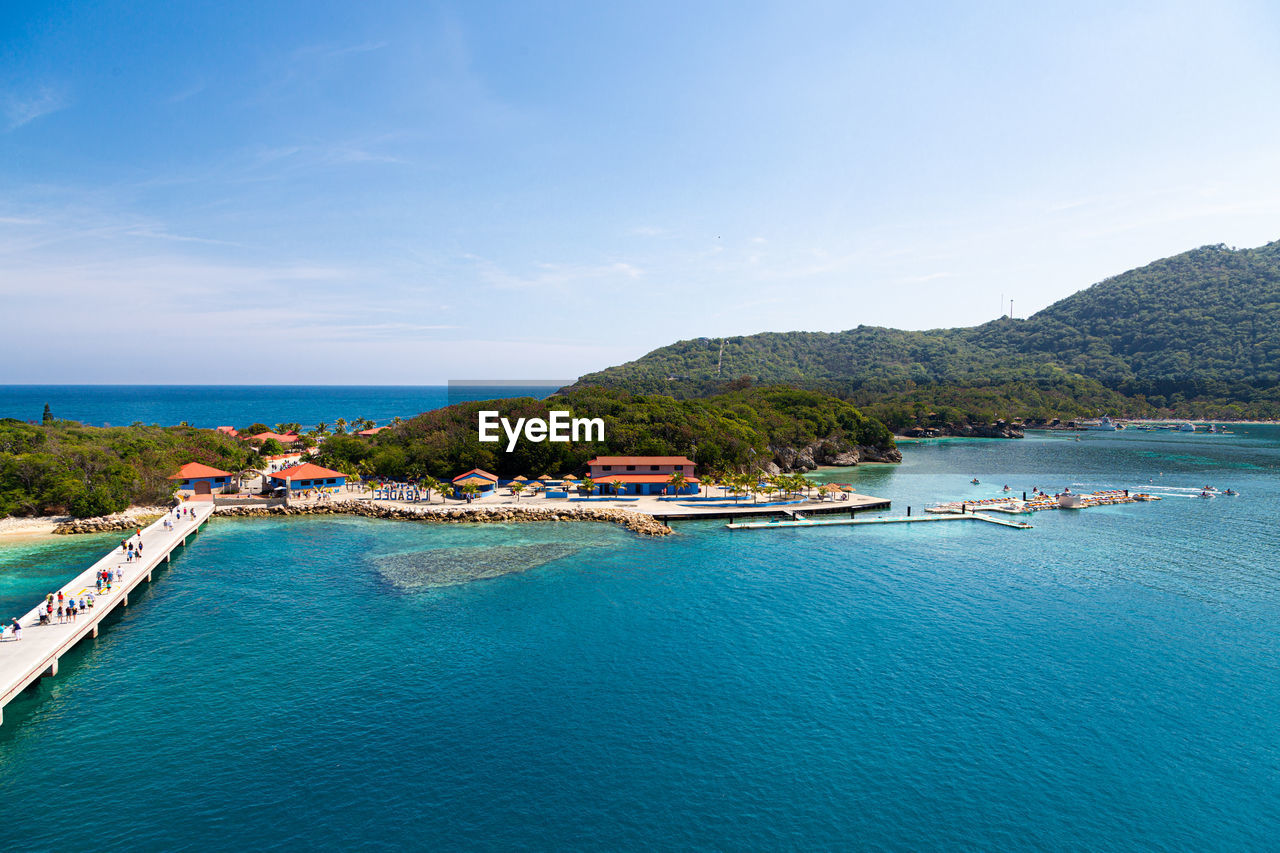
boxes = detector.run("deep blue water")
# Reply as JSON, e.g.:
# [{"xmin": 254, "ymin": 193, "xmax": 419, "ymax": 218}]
[
  {"xmin": 1, "ymin": 427, "xmax": 1278, "ymax": 850},
  {"xmin": 0, "ymin": 385, "xmax": 559, "ymax": 429}
]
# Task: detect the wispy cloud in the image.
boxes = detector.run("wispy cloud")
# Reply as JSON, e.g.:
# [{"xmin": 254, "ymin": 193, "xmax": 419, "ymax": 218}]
[
  {"xmin": 292, "ymin": 40, "xmax": 390, "ymax": 61},
  {"xmin": 3, "ymin": 85, "xmax": 68, "ymax": 131},
  {"xmin": 165, "ymin": 81, "xmax": 207, "ymax": 104},
  {"xmin": 466, "ymin": 255, "xmax": 644, "ymax": 291}
]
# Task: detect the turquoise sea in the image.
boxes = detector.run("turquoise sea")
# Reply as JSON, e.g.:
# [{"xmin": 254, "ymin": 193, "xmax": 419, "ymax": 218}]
[{"xmin": 1, "ymin": 427, "xmax": 1278, "ymax": 850}]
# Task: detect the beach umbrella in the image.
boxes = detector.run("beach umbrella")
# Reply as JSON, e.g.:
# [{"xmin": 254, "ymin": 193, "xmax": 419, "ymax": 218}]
[
  {"xmin": 537, "ymin": 474, "xmax": 553, "ymax": 481},
  {"xmin": 513, "ymin": 475, "xmax": 528, "ymax": 482},
  {"xmin": 821, "ymin": 483, "xmax": 841, "ymax": 493},
  {"xmin": 561, "ymin": 474, "xmax": 578, "ymax": 482}
]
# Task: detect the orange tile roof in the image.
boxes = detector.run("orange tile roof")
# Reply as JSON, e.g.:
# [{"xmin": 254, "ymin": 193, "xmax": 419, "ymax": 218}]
[
  {"xmin": 249, "ymin": 432, "xmax": 299, "ymax": 443},
  {"xmin": 592, "ymin": 473, "xmax": 700, "ymax": 484},
  {"xmin": 357, "ymin": 427, "xmax": 387, "ymax": 436},
  {"xmin": 587, "ymin": 456, "xmax": 696, "ymax": 467},
  {"xmin": 167, "ymin": 462, "xmax": 233, "ymax": 480},
  {"xmin": 215, "ymin": 426, "xmax": 239, "ymax": 436},
  {"xmin": 269, "ymin": 463, "xmax": 347, "ymax": 481},
  {"xmin": 265, "ymin": 453, "xmax": 302, "ymax": 461},
  {"xmin": 452, "ymin": 468, "xmax": 499, "ymax": 483}
]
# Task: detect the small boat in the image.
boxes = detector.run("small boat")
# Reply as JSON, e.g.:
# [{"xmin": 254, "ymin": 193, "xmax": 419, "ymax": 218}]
[
  {"xmin": 1178, "ymin": 422, "xmax": 1197, "ymax": 432},
  {"xmin": 1002, "ymin": 485, "xmax": 1011, "ymax": 492},
  {"xmin": 1082, "ymin": 416, "xmax": 1119, "ymax": 431},
  {"xmin": 1223, "ymin": 488, "xmax": 1238, "ymax": 496},
  {"xmin": 971, "ymin": 478, "xmax": 980, "ymax": 485},
  {"xmin": 1198, "ymin": 490, "xmax": 1215, "ymax": 498}
]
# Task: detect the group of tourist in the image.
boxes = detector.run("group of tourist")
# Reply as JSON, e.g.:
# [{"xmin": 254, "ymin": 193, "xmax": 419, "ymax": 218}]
[
  {"xmin": 2, "ymin": 505, "xmax": 197, "ymax": 643},
  {"xmin": 39, "ymin": 589, "xmax": 96, "ymax": 625}
]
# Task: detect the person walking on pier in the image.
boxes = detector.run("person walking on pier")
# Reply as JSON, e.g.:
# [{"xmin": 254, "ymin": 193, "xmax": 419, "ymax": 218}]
[
  {"xmin": 9, "ymin": 618, "xmax": 20, "ymax": 640},
  {"xmin": 56, "ymin": 604, "xmax": 64, "ymax": 624}
]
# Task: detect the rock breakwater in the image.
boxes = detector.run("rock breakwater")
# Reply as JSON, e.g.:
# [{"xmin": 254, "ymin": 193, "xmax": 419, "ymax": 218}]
[
  {"xmin": 52, "ymin": 507, "xmax": 168, "ymax": 535},
  {"xmin": 213, "ymin": 500, "xmax": 674, "ymax": 536}
]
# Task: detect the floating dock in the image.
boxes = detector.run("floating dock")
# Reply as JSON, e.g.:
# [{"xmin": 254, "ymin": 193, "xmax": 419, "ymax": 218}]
[
  {"xmin": 726, "ymin": 511, "xmax": 1032, "ymax": 531},
  {"xmin": 0, "ymin": 502, "xmax": 214, "ymax": 726}
]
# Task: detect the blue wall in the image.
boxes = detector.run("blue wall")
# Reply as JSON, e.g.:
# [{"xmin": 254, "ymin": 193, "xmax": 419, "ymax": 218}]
[{"xmin": 178, "ymin": 476, "xmax": 229, "ymax": 490}]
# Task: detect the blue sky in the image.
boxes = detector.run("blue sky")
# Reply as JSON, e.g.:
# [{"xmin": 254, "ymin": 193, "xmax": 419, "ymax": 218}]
[{"xmin": 3, "ymin": 1, "xmax": 1280, "ymax": 383}]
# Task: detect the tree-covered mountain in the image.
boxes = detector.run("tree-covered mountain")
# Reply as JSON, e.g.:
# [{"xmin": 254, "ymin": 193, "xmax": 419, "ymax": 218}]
[{"xmin": 571, "ymin": 241, "xmax": 1280, "ymax": 420}]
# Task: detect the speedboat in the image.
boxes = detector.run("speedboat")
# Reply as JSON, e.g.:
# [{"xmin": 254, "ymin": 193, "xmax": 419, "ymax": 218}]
[
  {"xmin": 971, "ymin": 478, "xmax": 980, "ymax": 485},
  {"xmin": 1198, "ymin": 490, "xmax": 1215, "ymax": 498},
  {"xmin": 1223, "ymin": 488, "xmax": 1238, "ymax": 496}
]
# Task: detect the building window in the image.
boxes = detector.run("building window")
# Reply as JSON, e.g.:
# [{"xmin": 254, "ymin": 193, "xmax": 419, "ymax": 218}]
[
  {"xmin": 650, "ymin": 465, "xmax": 659, "ymax": 471},
  {"xmin": 626, "ymin": 465, "xmax": 635, "ymax": 471},
  {"xmin": 675, "ymin": 466, "xmax": 683, "ymax": 471},
  {"xmin": 602, "ymin": 465, "xmax": 612, "ymax": 471},
  {"xmin": 327, "ymin": 478, "xmax": 335, "ymax": 484}
]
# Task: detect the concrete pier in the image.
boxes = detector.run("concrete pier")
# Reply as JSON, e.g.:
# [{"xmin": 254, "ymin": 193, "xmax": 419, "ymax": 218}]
[
  {"xmin": 0, "ymin": 503, "xmax": 213, "ymax": 726},
  {"xmin": 726, "ymin": 511, "xmax": 1033, "ymax": 531}
]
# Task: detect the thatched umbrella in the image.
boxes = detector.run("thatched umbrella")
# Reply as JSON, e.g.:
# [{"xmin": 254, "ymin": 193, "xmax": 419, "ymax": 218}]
[
  {"xmin": 820, "ymin": 483, "xmax": 842, "ymax": 493},
  {"xmin": 513, "ymin": 475, "xmax": 528, "ymax": 482},
  {"xmin": 561, "ymin": 474, "xmax": 578, "ymax": 482},
  {"xmin": 537, "ymin": 474, "xmax": 554, "ymax": 482}
]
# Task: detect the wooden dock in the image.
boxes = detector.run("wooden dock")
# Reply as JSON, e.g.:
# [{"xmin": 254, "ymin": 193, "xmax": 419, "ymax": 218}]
[
  {"xmin": 725, "ymin": 511, "xmax": 1032, "ymax": 531},
  {"xmin": 0, "ymin": 502, "xmax": 214, "ymax": 725}
]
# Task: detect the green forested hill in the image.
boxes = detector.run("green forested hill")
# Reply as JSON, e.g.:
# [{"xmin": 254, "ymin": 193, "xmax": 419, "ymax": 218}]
[{"xmin": 572, "ymin": 241, "xmax": 1280, "ymax": 420}]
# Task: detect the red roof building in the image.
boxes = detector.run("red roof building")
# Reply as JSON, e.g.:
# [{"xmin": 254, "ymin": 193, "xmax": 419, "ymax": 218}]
[
  {"xmin": 357, "ymin": 426, "xmax": 387, "ymax": 437},
  {"xmin": 167, "ymin": 462, "xmax": 234, "ymax": 495},
  {"xmin": 268, "ymin": 463, "xmax": 347, "ymax": 493},
  {"xmin": 586, "ymin": 456, "xmax": 695, "ymax": 480},
  {"xmin": 215, "ymin": 426, "xmax": 239, "ymax": 437},
  {"xmin": 168, "ymin": 462, "xmax": 234, "ymax": 480},
  {"xmin": 451, "ymin": 468, "xmax": 499, "ymax": 483},
  {"xmin": 248, "ymin": 431, "xmax": 300, "ymax": 444}
]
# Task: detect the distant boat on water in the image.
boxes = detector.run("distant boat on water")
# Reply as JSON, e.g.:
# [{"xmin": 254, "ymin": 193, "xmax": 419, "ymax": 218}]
[
  {"xmin": 1178, "ymin": 422, "xmax": 1197, "ymax": 432},
  {"xmin": 1081, "ymin": 417, "xmax": 1119, "ymax": 431}
]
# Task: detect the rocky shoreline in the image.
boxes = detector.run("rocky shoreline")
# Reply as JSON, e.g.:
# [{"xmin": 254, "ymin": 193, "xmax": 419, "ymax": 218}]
[
  {"xmin": 213, "ymin": 500, "xmax": 674, "ymax": 536},
  {"xmin": 898, "ymin": 421, "xmax": 1024, "ymax": 439},
  {"xmin": 51, "ymin": 507, "xmax": 169, "ymax": 535},
  {"xmin": 765, "ymin": 440, "xmax": 903, "ymax": 473}
]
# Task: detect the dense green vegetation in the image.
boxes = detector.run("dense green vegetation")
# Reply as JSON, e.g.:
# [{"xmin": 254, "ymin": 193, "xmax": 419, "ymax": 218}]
[
  {"xmin": 315, "ymin": 386, "xmax": 893, "ymax": 482},
  {"xmin": 571, "ymin": 241, "xmax": 1280, "ymax": 420},
  {"xmin": 0, "ymin": 419, "xmax": 253, "ymax": 518}
]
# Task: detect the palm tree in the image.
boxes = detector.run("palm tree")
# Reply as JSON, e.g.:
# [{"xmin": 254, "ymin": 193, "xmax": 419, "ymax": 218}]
[
  {"xmin": 610, "ymin": 479, "xmax": 625, "ymax": 498},
  {"xmin": 391, "ymin": 416, "xmax": 403, "ymax": 427},
  {"xmin": 421, "ymin": 475, "xmax": 442, "ymax": 503},
  {"xmin": 314, "ymin": 422, "xmax": 330, "ymax": 437},
  {"xmin": 334, "ymin": 418, "xmax": 348, "ymax": 435},
  {"xmin": 667, "ymin": 471, "xmax": 688, "ymax": 496},
  {"xmin": 581, "ymin": 475, "xmax": 595, "ymax": 496},
  {"xmin": 461, "ymin": 482, "xmax": 480, "ymax": 502},
  {"xmin": 511, "ymin": 481, "xmax": 525, "ymax": 502}
]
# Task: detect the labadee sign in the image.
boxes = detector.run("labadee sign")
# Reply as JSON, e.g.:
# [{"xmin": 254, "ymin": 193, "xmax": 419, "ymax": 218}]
[{"xmin": 478, "ymin": 410, "xmax": 605, "ymax": 452}]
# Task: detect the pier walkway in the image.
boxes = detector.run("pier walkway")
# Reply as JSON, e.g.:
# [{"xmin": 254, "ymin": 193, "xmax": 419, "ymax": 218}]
[
  {"xmin": 726, "ymin": 512, "xmax": 1032, "ymax": 531},
  {"xmin": 0, "ymin": 502, "xmax": 214, "ymax": 725}
]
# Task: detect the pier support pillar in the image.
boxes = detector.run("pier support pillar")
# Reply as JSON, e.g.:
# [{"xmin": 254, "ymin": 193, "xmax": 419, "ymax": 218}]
[
  {"xmin": 165, "ymin": 552, "xmax": 171, "ymax": 563},
  {"xmin": 92, "ymin": 623, "xmax": 99, "ymax": 638},
  {"xmin": 146, "ymin": 571, "xmax": 152, "ymax": 582},
  {"xmin": 46, "ymin": 657, "xmax": 58, "ymax": 677},
  {"xmin": 181, "ymin": 537, "xmax": 186, "ymax": 546},
  {"xmin": 122, "ymin": 593, "xmax": 128, "ymax": 607}
]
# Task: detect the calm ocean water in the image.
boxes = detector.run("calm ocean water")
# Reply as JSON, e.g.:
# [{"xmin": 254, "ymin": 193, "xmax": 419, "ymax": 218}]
[
  {"xmin": 1, "ymin": 427, "xmax": 1278, "ymax": 850},
  {"xmin": 0, "ymin": 385, "xmax": 557, "ymax": 429}
]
